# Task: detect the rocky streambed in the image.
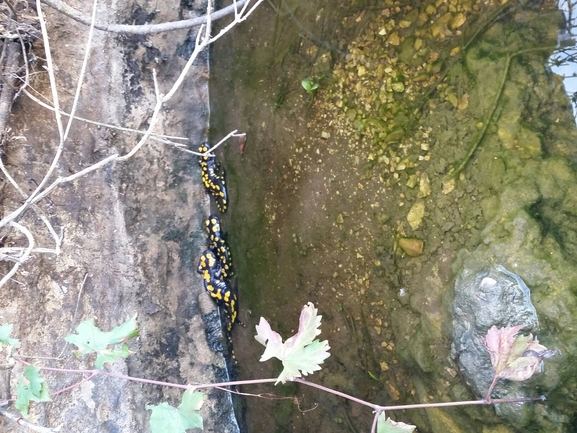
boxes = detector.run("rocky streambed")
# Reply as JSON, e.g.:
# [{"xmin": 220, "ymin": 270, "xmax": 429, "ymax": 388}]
[{"xmin": 210, "ymin": 0, "xmax": 577, "ymax": 431}]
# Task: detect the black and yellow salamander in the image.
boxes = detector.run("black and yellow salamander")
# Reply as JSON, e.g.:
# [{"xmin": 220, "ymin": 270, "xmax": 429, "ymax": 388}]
[
  {"xmin": 204, "ymin": 214, "xmax": 234, "ymax": 279},
  {"xmin": 196, "ymin": 249, "xmax": 239, "ymax": 332},
  {"xmin": 198, "ymin": 142, "xmax": 228, "ymax": 213}
]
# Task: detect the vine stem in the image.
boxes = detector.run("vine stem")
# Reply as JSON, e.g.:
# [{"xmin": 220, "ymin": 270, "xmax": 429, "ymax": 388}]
[{"xmin": 15, "ymin": 358, "xmax": 544, "ymax": 413}]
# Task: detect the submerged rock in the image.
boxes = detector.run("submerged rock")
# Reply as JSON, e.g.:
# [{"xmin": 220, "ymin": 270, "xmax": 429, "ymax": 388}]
[
  {"xmin": 452, "ymin": 265, "xmax": 540, "ymax": 427},
  {"xmin": 398, "ymin": 237, "xmax": 424, "ymax": 256}
]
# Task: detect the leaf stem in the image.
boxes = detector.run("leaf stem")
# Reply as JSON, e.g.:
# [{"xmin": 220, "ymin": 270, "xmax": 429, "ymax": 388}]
[
  {"xmin": 371, "ymin": 412, "xmax": 379, "ymax": 433},
  {"xmin": 485, "ymin": 373, "xmax": 500, "ymax": 403}
]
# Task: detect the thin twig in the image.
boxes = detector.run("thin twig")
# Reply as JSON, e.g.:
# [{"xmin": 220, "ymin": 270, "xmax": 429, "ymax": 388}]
[
  {"xmin": 29, "ymin": 154, "xmax": 119, "ymax": 204},
  {"xmin": 0, "ymin": 135, "xmax": 62, "ymax": 256},
  {"xmin": 13, "ymin": 27, "xmax": 31, "ymax": 101},
  {"xmin": 370, "ymin": 411, "xmax": 379, "ymax": 433},
  {"xmin": 36, "ymin": 0, "xmax": 63, "ymax": 138},
  {"xmin": 0, "ymin": 273, "xmax": 24, "ymax": 285},
  {"xmin": 206, "ymin": 0, "xmax": 264, "ymax": 46},
  {"xmin": 445, "ymin": 45, "xmax": 557, "ymax": 179},
  {"xmin": 23, "ymin": 83, "xmax": 240, "ymax": 156},
  {"xmin": 485, "ymin": 374, "xmax": 499, "ymax": 402},
  {"xmin": 118, "ymin": 0, "xmax": 262, "ymax": 161},
  {"xmin": 0, "ymin": 222, "xmax": 34, "ymax": 287},
  {"xmin": 61, "ymin": 0, "xmax": 98, "ymax": 142},
  {"xmin": 0, "ymin": 0, "xmax": 263, "ymax": 284},
  {"xmin": 22, "ymin": 88, "xmax": 189, "ymax": 143},
  {"xmin": 50, "ymin": 371, "xmax": 98, "ymax": 396},
  {"xmin": 0, "ymin": 123, "xmax": 242, "ymax": 230},
  {"xmin": 0, "ymin": 0, "xmax": 99, "ymax": 233},
  {"xmin": 11, "ymin": 0, "xmax": 95, "ymax": 223},
  {"xmin": 212, "ymin": 386, "xmax": 299, "ymax": 402},
  {"xmin": 0, "ymin": 246, "xmax": 58, "ymax": 257},
  {"xmin": 371, "ymin": 396, "xmax": 544, "ymax": 411},
  {"xmin": 0, "ymin": 154, "xmax": 62, "ymax": 257}
]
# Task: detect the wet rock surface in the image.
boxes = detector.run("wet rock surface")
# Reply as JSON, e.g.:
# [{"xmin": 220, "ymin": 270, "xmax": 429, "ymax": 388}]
[{"xmin": 452, "ymin": 265, "xmax": 540, "ymax": 425}]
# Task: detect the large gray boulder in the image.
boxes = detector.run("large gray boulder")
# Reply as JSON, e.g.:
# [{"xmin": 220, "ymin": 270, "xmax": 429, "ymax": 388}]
[{"xmin": 452, "ymin": 264, "xmax": 540, "ymax": 427}]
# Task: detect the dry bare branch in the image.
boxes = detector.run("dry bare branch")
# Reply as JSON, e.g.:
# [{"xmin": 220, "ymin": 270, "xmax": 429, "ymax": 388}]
[
  {"xmin": 0, "ymin": 221, "xmax": 34, "ymax": 287},
  {"xmin": 0, "ymin": 0, "xmax": 262, "ymax": 287},
  {"xmin": 0, "ymin": 42, "xmax": 23, "ymax": 139},
  {"xmin": 22, "ymin": 88, "xmax": 189, "ymax": 143},
  {"xmin": 118, "ymin": 0, "xmax": 264, "ymax": 160},
  {"xmin": 40, "ymin": 0, "xmax": 250, "ymax": 35}
]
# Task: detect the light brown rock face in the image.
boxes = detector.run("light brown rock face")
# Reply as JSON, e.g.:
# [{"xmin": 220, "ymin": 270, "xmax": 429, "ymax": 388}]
[{"xmin": 0, "ymin": 1, "xmax": 239, "ymax": 432}]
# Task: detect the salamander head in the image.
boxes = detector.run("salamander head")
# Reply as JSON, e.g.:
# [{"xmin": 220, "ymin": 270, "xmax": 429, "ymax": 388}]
[{"xmin": 198, "ymin": 142, "xmax": 210, "ymax": 154}]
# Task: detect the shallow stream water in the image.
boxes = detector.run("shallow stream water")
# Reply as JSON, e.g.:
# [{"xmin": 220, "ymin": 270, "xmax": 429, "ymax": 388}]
[{"xmin": 209, "ymin": 0, "xmax": 577, "ymax": 431}]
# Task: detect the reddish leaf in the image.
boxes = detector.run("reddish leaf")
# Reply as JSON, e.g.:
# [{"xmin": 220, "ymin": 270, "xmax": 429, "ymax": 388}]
[
  {"xmin": 483, "ymin": 325, "xmax": 557, "ymax": 400},
  {"xmin": 483, "ymin": 325, "xmax": 553, "ymax": 382}
]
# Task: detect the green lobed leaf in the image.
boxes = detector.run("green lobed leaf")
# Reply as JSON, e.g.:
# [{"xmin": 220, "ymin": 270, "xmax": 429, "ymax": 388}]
[
  {"xmin": 65, "ymin": 315, "xmax": 138, "ymax": 369},
  {"xmin": 15, "ymin": 366, "xmax": 51, "ymax": 418},
  {"xmin": 147, "ymin": 391, "xmax": 204, "ymax": 433},
  {"xmin": 255, "ymin": 302, "xmax": 331, "ymax": 384},
  {"xmin": 178, "ymin": 390, "xmax": 204, "ymax": 428},
  {"xmin": 376, "ymin": 413, "xmax": 416, "ymax": 433},
  {"xmin": 0, "ymin": 323, "xmax": 20, "ymax": 347},
  {"xmin": 509, "ymin": 334, "xmax": 532, "ymax": 359},
  {"xmin": 277, "ymin": 339, "xmax": 330, "ymax": 384},
  {"xmin": 94, "ymin": 345, "xmax": 131, "ymax": 370}
]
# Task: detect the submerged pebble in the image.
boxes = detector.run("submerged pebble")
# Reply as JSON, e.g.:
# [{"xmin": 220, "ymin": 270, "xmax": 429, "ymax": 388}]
[{"xmin": 398, "ymin": 238, "xmax": 424, "ymax": 256}]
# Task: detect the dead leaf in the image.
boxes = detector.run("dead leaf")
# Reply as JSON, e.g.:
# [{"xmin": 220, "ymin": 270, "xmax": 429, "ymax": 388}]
[{"xmin": 483, "ymin": 325, "xmax": 556, "ymax": 400}]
